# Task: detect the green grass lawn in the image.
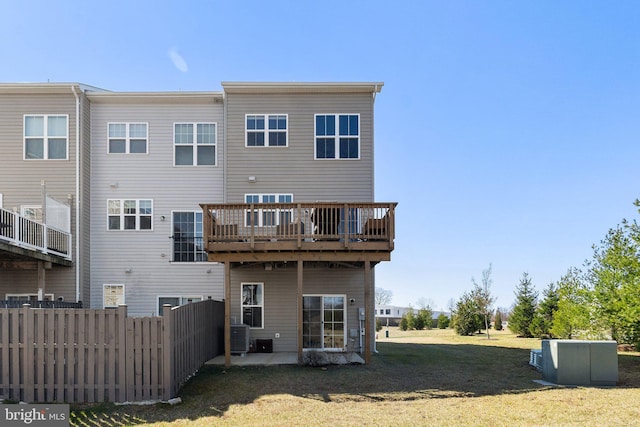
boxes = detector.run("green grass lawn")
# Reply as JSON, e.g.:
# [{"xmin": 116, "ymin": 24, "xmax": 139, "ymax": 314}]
[{"xmin": 71, "ymin": 328, "xmax": 640, "ymax": 426}]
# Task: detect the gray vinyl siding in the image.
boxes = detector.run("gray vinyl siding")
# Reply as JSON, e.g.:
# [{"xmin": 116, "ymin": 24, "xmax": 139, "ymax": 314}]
[
  {"xmin": 0, "ymin": 91, "xmax": 79, "ymax": 300},
  {"xmin": 224, "ymin": 93, "xmax": 375, "ymax": 203},
  {"xmin": 79, "ymin": 94, "xmax": 92, "ymax": 303},
  {"xmin": 230, "ymin": 266, "xmax": 366, "ymax": 353},
  {"xmin": 89, "ymin": 98, "xmax": 225, "ymax": 316}
]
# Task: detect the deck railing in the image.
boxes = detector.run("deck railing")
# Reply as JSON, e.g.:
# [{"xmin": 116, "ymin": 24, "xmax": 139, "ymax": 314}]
[
  {"xmin": 0, "ymin": 207, "xmax": 72, "ymax": 260},
  {"xmin": 200, "ymin": 202, "xmax": 396, "ymax": 252}
]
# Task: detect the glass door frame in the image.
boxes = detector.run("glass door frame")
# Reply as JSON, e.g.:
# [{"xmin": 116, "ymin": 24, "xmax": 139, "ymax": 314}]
[{"xmin": 302, "ymin": 294, "xmax": 347, "ymax": 352}]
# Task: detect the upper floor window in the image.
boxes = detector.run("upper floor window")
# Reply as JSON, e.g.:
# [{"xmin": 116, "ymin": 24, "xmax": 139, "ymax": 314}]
[
  {"xmin": 174, "ymin": 123, "xmax": 216, "ymax": 166},
  {"xmin": 172, "ymin": 211, "xmax": 207, "ymax": 262},
  {"xmin": 108, "ymin": 123, "xmax": 148, "ymax": 154},
  {"xmin": 315, "ymin": 114, "xmax": 359, "ymax": 160},
  {"xmin": 246, "ymin": 114, "xmax": 287, "ymax": 147},
  {"xmin": 24, "ymin": 115, "xmax": 68, "ymax": 160},
  {"xmin": 107, "ymin": 199, "xmax": 153, "ymax": 230}
]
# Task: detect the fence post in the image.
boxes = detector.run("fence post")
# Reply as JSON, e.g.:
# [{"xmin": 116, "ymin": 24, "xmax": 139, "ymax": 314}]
[
  {"xmin": 23, "ymin": 304, "xmax": 34, "ymax": 403},
  {"xmin": 117, "ymin": 305, "xmax": 127, "ymax": 402},
  {"xmin": 162, "ymin": 304, "xmax": 174, "ymax": 401}
]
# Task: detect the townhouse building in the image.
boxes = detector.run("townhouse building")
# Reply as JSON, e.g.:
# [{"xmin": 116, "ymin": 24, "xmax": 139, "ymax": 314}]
[
  {"xmin": 86, "ymin": 90, "xmax": 225, "ymax": 315},
  {"xmin": 0, "ymin": 81, "xmax": 395, "ymax": 365}
]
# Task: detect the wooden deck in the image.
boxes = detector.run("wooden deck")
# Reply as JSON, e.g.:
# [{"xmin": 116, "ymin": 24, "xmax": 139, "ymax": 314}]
[{"xmin": 199, "ymin": 202, "xmax": 397, "ymax": 263}]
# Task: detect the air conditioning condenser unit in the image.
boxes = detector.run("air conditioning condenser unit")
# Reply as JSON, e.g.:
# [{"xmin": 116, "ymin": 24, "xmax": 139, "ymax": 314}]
[{"xmin": 230, "ymin": 324, "xmax": 250, "ymax": 355}]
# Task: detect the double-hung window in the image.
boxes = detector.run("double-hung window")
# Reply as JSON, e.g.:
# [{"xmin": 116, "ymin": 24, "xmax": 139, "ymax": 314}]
[
  {"xmin": 174, "ymin": 123, "xmax": 216, "ymax": 166},
  {"xmin": 103, "ymin": 284, "xmax": 125, "ymax": 308},
  {"xmin": 24, "ymin": 115, "xmax": 68, "ymax": 160},
  {"xmin": 244, "ymin": 194, "xmax": 293, "ymax": 227},
  {"xmin": 108, "ymin": 123, "xmax": 148, "ymax": 154},
  {"xmin": 246, "ymin": 114, "xmax": 287, "ymax": 147},
  {"xmin": 107, "ymin": 199, "xmax": 153, "ymax": 230},
  {"xmin": 242, "ymin": 283, "xmax": 263, "ymax": 328},
  {"xmin": 172, "ymin": 211, "xmax": 207, "ymax": 262},
  {"xmin": 315, "ymin": 114, "xmax": 359, "ymax": 159}
]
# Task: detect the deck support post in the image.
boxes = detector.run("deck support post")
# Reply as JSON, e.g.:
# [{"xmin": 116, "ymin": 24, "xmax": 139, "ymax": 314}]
[
  {"xmin": 364, "ymin": 259, "xmax": 373, "ymax": 364},
  {"xmin": 224, "ymin": 261, "xmax": 231, "ymax": 368},
  {"xmin": 297, "ymin": 257, "xmax": 304, "ymax": 364},
  {"xmin": 37, "ymin": 260, "xmax": 45, "ymax": 300}
]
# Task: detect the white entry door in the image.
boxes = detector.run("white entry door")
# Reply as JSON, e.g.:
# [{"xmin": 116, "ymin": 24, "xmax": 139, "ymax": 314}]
[{"xmin": 302, "ymin": 295, "xmax": 345, "ymax": 350}]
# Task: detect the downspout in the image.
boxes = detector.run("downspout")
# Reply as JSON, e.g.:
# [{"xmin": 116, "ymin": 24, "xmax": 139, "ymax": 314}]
[
  {"xmin": 372, "ymin": 84, "xmax": 378, "ymax": 354},
  {"xmin": 71, "ymin": 85, "xmax": 81, "ymax": 302}
]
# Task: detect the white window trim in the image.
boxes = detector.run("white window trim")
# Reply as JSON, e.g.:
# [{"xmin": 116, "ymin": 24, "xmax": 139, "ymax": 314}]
[
  {"xmin": 302, "ymin": 293, "xmax": 347, "ymax": 352},
  {"xmin": 170, "ymin": 210, "xmax": 208, "ymax": 263},
  {"xmin": 103, "ymin": 284, "xmax": 125, "ymax": 308},
  {"xmin": 245, "ymin": 114, "xmax": 288, "ymax": 148},
  {"xmin": 0, "ymin": 193, "xmax": 3, "ymax": 209},
  {"xmin": 23, "ymin": 114, "xmax": 69, "ymax": 160},
  {"xmin": 107, "ymin": 199, "xmax": 154, "ymax": 231},
  {"xmin": 107, "ymin": 122, "xmax": 149, "ymax": 154},
  {"xmin": 241, "ymin": 282, "xmax": 264, "ymax": 329},
  {"xmin": 173, "ymin": 122, "xmax": 217, "ymax": 166},
  {"xmin": 314, "ymin": 113, "xmax": 360, "ymax": 160}
]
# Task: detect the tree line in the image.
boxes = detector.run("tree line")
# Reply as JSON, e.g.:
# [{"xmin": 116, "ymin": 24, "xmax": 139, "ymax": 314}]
[{"xmin": 451, "ymin": 199, "xmax": 640, "ymax": 350}]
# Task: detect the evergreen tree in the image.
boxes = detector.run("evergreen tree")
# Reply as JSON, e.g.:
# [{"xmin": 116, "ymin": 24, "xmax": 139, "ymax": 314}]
[
  {"xmin": 494, "ymin": 310, "xmax": 503, "ymax": 331},
  {"xmin": 453, "ymin": 290, "xmax": 483, "ymax": 336},
  {"xmin": 401, "ymin": 307, "xmax": 416, "ymax": 330},
  {"xmin": 508, "ymin": 272, "xmax": 538, "ymax": 338},
  {"xmin": 589, "ymin": 210, "xmax": 640, "ymax": 349},
  {"xmin": 417, "ymin": 307, "xmax": 433, "ymax": 330},
  {"xmin": 529, "ymin": 283, "xmax": 559, "ymax": 338},
  {"xmin": 551, "ymin": 268, "xmax": 591, "ymax": 339},
  {"xmin": 437, "ymin": 313, "xmax": 450, "ymax": 329}
]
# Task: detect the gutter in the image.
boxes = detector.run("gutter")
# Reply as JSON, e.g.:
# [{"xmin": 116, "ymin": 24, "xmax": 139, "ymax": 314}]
[{"xmin": 71, "ymin": 85, "xmax": 80, "ymax": 302}]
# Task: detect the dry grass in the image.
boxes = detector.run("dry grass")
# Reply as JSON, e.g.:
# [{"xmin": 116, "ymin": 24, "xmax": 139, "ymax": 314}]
[{"xmin": 71, "ymin": 328, "xmax": 640, "ymax": 426}]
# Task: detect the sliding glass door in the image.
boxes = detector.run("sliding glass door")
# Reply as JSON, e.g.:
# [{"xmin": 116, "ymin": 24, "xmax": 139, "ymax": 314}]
[{"xmin": 303, "ymin": 295, "xmax": 345, "ymax": 350}]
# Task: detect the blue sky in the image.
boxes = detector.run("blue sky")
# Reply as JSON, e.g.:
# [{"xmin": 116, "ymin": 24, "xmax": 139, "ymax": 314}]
[{"xmin": 2, "ymin": 1, "xmax": 639, "ymax": 311}]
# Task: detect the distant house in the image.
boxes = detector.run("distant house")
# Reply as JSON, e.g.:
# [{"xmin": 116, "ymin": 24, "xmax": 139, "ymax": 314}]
[{"xmin": 376, "ymin": 305, "xmax": 450, "ymax": 327}]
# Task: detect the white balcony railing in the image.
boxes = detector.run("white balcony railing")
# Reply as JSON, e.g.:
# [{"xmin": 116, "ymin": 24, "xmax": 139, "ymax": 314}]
[{"xmin": 0, "ymin": 207, "xmax": 72, "ymax": 260}]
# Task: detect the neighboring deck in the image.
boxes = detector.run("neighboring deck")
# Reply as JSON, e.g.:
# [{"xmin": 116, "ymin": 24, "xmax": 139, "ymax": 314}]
[
  {"xmin": 0, "ymin": 207, "xmax": 72, "ymax": 266},
  {"xmin": 200, "ymin": 202, "xmax": 396, "ymax": 264}
]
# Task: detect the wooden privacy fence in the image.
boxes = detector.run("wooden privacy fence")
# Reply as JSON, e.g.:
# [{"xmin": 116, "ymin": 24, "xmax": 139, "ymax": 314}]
[{"xmin": 0, "ymin": 299, "xmax": 224, "ymax": 403}]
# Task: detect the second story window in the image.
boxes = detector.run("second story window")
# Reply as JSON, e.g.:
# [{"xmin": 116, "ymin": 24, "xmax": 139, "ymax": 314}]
[
  {"xmin": 174, "ymin": 123, "xmax": 216, "ymax": 166},
  {"xmin": 315, "ymin": 114, "xmax": 359, "ymax": 160},
  {"xmin": 107, "ymin": 199, "xmax": 153, "ymax": 230},
  {"xmin": 108, "ymin": 123, "xmax": 148, "ymax": 154},
  {"xmin": 24, "ymin": 115, "xmax": 68, "ymax": 160},
  {"xmin": 246, "ymin": 114, "xmax": 287, "ymax": 147}
]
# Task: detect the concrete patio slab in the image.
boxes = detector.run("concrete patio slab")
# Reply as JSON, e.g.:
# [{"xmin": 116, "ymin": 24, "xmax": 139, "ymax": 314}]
[{"xmin": 205, "ymin": 352, "xmax": 364, "ymax": 366}]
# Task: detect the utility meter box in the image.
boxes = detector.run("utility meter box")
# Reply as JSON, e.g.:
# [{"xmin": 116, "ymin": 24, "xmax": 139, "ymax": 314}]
[{"xmin": 541, "ymin": 340, "xmax": 617, "ymax": 386}]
